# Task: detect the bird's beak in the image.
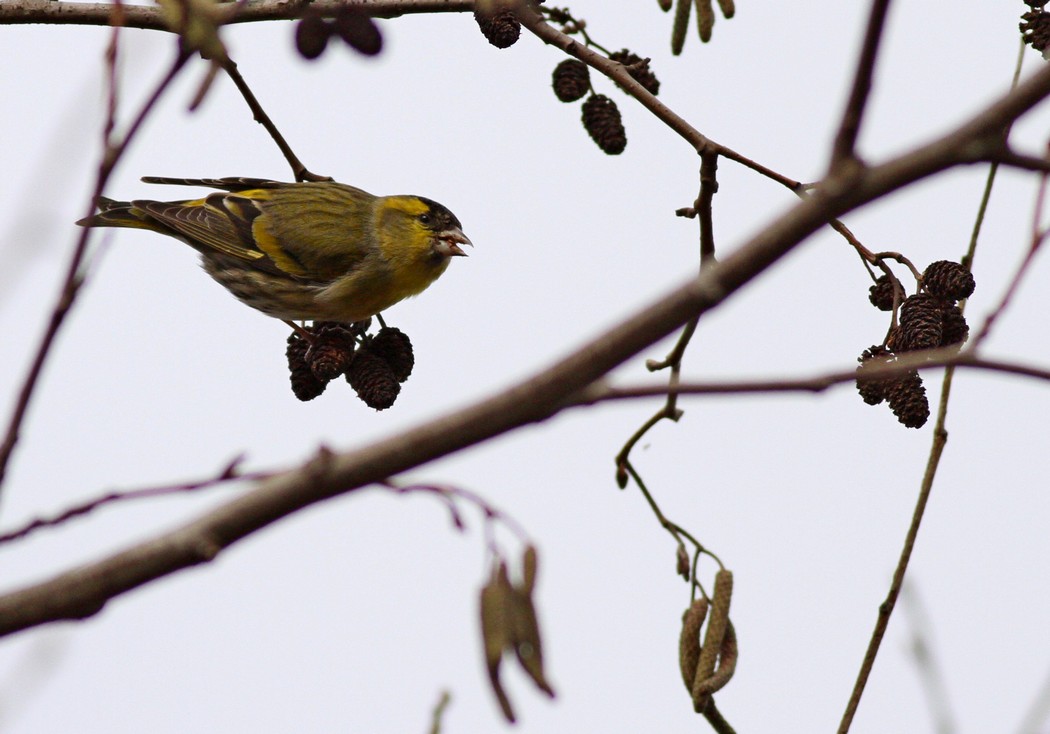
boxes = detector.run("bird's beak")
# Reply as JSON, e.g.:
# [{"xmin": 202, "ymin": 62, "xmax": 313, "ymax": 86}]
[{"xmin": 435, "ymin": 227, "xmax": 473, "ymax": 257}]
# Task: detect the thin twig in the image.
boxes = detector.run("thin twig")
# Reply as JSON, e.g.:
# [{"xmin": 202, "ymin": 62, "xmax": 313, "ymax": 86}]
[
  {"xmin": 621, "ymin": 461, "xmax": 686, "ymax": 548},
  {"xmin": 576, "ymin": 353, "xmax": 1050, "ymax": 404},
  {"xmin": 697, "ymin": 151, "xmax": 719, "ymax": 265},
  {"xmin": 647, "ymin": 152, "xmax": 719, "ymax": 373},
  {"xmin": 0, "ymin": 457, "xmax": 262, "ymax": 545},
  {"xmin": 836, "ymin": 40, "xmax": 1028, "ymax": 734},
  {"xmin": 427, "ymin": 690, "xmax": 452, "ymax": 734},
  {"xmin": 614, "ymin": 153, "xmax": 722, "ymax": 574},
  {"xmin": 702, "ymin": 698, "xmax": 737, "ymax": 734},
  {"xmin": 900, "ymin": 584, "xmax": 957, "ymax": 734},
  {"xmin": 3, "ymin": 55, "xmax": 1050, "ymax": 636},
  {"xmin": 523, "ymin": 6, "xmax": 913, "ymax": 281},
  {"xmin": 379, "ymin": 480, "xmax": 531, "ymax": 551},
  {"xmin": 830, "ymin": 0, "xmax": 893, "ymax": 167},
  {"xmin": 221, "ymin": 59, "xmax": 330, "ymax": 182},
  {"xmin": 837, "ymin": 411, "xmax": 946, "ymax": 734},
  {"xmin": 615, "ymin": 411, "xmax": 677, "ymax": 477},
  {"xmin": 0, "ymin": 40, "xmax": 191, "ymax": 498},
  {"xmin": 971, "ymin": 143, "xmax": 1050, "ymax": 347},
  {"xmin": 0, "ymin": 0, "xmax": 472, "ymax": 28}
]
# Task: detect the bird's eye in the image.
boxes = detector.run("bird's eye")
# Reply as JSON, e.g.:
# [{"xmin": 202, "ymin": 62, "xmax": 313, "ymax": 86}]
[{"xmin": 419, "ymin": 212, "xmax": 431, "ymax": 225}]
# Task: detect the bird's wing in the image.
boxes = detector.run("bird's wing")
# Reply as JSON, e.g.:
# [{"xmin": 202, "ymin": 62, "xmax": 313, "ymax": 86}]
[{"xmin": 133, "ymin": 193, "xmax": 291, "ymax": 277}]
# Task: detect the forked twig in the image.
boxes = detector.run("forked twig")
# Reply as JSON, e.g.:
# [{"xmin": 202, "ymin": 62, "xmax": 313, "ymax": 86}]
[
  {"xmin": 221, "ymin": 59, "xmax": 331, "ymax": 182},
  {"xmin": 0, "ymin": 457, "xmax": 262, "ymax": 545}
]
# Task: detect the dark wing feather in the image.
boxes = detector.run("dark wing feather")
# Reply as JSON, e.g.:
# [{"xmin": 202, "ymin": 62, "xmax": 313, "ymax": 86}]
[
  {"xmin": 140, "ymin": 176, "xmax": 291, "ymax": 191},
  {"xmin": 133, "ymin": 195, "xmax": 288, "ymax": 276}
]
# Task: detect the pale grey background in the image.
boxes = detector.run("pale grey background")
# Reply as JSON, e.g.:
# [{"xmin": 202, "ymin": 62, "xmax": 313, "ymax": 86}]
[{"xmin": 1, "ymin": 3, "xmax": 1049, "ymax": 733}]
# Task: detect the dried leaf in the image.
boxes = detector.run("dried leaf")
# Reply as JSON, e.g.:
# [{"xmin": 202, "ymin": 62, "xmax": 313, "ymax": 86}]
[
  {"xmin": 522, "ymin": 544, "xmax": 538, "ymax": 593},
  {"xmin": 479, "ymin": 562, "xmax": 514, "ymax": 720}
]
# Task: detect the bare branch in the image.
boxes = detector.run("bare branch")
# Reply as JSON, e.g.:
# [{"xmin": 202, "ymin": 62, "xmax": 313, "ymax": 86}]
[
  {"xmin": 971, "ymin": 144, "xmax": 1050, "ymax": 347},
  {"xmin": 3, "ymin": 28, "xmax": 1050, "ymax": 639},
  {"xmin": 839, "ymin": 44, "xmax": 1029, "ymax": 734},
  {"xmin": 221, "ymin": 59, "xmax": 331, "ymax": 182},
  {"xmin": 830, "ymin": 0, "xmax": 893, "ymax": 167},
  {"xmin": 0, "ymin": 0, "xmax": 471, "ymax": 29},
  {"xmin": 581, "ymin": 353, "xmax": 1050, "ymax": 405},
  {"xmin": 0, "ymin": 456, "xmax": 261, "ymax": 546},
  {"xmin": 0, "ymin": 48, "xmax": 191, "ymax": 496}
]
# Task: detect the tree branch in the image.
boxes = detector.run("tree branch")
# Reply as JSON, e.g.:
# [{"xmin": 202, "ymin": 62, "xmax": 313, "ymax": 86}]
[
  {"xmin": 0, "ymin": 47, "xmax": 191, "ymax": 496},
  {"xmin": 830, "ymin": 0, "xmax": 893, "ymax": 167},
  {"xmin": 3, "ymin": 56, "xmax": 1050, "ymax": 636},
  {"xmin": 575, "ymin": 353, "xmax": 1050, "ymax": 404},
  {"xmin": 0, "ymin": 0, "xmax": 472, "ymax": 29}
]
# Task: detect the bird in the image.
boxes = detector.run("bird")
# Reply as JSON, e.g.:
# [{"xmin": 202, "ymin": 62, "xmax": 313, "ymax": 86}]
[{"xmin": 77, "ymin": 176, "xmax": 471, "ymax": 325}]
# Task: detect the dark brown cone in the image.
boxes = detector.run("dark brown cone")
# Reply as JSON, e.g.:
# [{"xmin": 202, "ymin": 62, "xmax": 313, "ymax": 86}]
[
  {"xmin": 922, "ymin": 260, "xmax": 975, "ymax": 301},
  {"xmin": 887, "ymin": 369, "xmax": 929, "ymax": 429},
  {"xmin": 287, "ymin": 333, "xmax": 327, "ymax": 401},
  {"xmin": 295, "ymin": 9, "xmax": 331, "ymax": 60},
  {"xmin": 940, "ymin": 304, "xmax": 969, "ymax": 348},
  {"xmin": 868, "ymin": 274, "xmax": 896, "ymax": 311},
  {"xmin": 307, "ymin": 322, "xmax": 357, "ymax": 381},
  {"xmin": 856, "ymin": 345, "xmax": 894, "ymax": 406},
  {"xmin": 347, "ymin": 351, "xmax": 401, "ymax": 410},
  {"xmin": 552, "ymin": 59, "xmax": 591, "ymax": 103},
  {"xmin": 333, "ymin": 7, "xmax": 383, "ymax": 55},
  {"xmin": 609, "ymin": 49, "xmax": 661, "ymax": 95},
  {"xmin": 1021, "ymin": 10, "xmax": 1050, "ymax": 51},
  {"xmin": 475, "ymin": 9, "xmax": 521, "ymax": 48},
  {"xmin": 581, "ymin": 94, "xmax": 627, "ymax": 155},
  {"xmin": 368, "ymin": 327, "xmax": 414, "ymax": 383},
  {"xmin": 895, "ymin": 293, "xmax": 947, "ymax": 351}
]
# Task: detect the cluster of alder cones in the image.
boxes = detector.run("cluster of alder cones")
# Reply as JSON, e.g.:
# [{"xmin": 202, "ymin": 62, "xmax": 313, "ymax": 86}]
[
  {"xmin": 550, "ymin": 50, "xmax": 660, "ymax": 155},
  {"xmin": 286, "ymin": 321, "xmax": 414, "ymax": 410},
  {"xmin": 547, "ymin": 18, "xmax": 661, "ymax": 156},
  {"xmin": 1021, "ymin": 0, "xmax": 1050, "ymax": 52},
  {"xmin": 856, "ymin": 260, "xmax": 975, "ymax": 428}
]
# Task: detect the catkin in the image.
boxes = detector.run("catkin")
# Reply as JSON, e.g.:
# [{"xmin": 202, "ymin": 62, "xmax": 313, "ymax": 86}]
[
  {"xmin": 693, "ymin": 620, "xmax": 738, "ymax": 696},
  {"xmin": 691, "ymin": 569, "xmax": 733, "ymax": 711},
  {"xmin": 671, "ymin": 0, "xmax": 692, "ymax": 54},
  {"xmin": 695, "ymin": 0, "xmax": 714, "ymax": 42},
  {"xmin": 678, "ymin": 598, "xmax": 709, "ymax": 692}
]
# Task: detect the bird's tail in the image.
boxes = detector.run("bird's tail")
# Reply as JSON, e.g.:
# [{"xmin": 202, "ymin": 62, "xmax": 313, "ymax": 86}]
[{"xmin": 76, "ymin": 198, "xmax": 153, "ymax": 229}]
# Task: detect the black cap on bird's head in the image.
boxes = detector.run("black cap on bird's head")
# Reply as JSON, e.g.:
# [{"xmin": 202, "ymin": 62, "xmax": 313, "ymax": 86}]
[{"xmin": 417, "ymin": 196, "xmax": 472, "ymax": 257}]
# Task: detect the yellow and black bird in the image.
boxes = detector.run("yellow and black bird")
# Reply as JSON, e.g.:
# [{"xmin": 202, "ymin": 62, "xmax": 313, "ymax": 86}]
[{"xmin": 77, "ymin": 176, "xmax": 471, "ymax": 324}]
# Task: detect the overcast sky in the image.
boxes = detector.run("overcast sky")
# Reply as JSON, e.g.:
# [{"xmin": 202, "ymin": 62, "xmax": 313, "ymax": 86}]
[{"xmin": 2, "ymin": 3, "xmax": 1050, "ymax": 733}]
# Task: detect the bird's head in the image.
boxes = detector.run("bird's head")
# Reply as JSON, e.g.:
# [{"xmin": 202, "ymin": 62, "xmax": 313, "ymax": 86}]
[{"xmin": 378, "ymin": 195, "xmax": 472, "ymax": 261}]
